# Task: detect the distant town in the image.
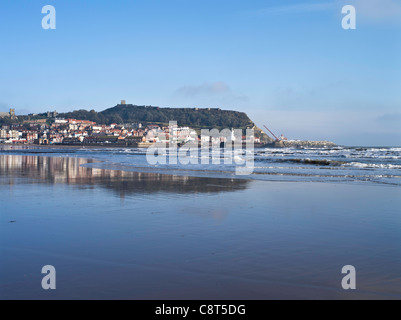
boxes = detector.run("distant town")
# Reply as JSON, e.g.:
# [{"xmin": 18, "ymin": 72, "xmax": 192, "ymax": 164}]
[{"xmin": 0, "ymin": 102, "xmax": 263, "ymax": 147}]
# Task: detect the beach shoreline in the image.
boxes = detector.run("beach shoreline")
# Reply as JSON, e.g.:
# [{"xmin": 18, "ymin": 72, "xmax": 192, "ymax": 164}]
[{"xmin": 1, "ymin": 153, "xmax": 401, "ymax": 300}]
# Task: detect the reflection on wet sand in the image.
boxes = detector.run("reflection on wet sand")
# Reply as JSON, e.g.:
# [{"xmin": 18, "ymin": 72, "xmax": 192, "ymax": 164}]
[
  {"xmin": 0, "ymin": 155, "xmax": 249, "ymax": 196},
  {"xmin": 1, "ymin": 154, "xmax": 401, "ymax": 300}
]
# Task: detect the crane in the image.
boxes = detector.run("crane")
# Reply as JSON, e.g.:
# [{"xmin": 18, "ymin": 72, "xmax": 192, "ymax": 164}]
[{"xmin": 263, "ymin": 125, "xmax": 280, "ymax": 142}]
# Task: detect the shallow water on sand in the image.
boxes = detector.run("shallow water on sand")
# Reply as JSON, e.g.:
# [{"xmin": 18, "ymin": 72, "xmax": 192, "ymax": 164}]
[
  {"xmin": 1, "ymin": 155, "xmax": 401, "ymax": 299},
  {"xmin": 1, "ymin": 145, "xmax": 401, "ymax": 186}
]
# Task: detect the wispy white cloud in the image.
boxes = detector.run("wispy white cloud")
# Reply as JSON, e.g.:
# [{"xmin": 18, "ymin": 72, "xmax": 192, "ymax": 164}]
[{"xmin": 175, "ymin": 82, "xmax": 249, "ymax": 107}]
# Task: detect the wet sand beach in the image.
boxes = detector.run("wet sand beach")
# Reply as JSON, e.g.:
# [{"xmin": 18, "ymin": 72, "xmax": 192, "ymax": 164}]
[{"xmin": 1, "ymin": 155, "xmax": 401, "ymax": 300}]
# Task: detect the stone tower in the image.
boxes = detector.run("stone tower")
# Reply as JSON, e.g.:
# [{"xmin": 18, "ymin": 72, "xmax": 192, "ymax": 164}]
[{"xmin": 9, "ymin": 108, "xmax": 16, "ymax": 120}]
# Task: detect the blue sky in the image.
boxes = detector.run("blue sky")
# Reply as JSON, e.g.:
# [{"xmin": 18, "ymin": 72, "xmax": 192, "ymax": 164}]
[{"xmin": 0, "ymin": 0, "xmax": 400, "ymax": 146}]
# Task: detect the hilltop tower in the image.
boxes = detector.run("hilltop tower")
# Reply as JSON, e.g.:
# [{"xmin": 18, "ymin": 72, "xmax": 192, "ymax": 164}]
[{"xmin": 9, "ymin": 108, "xmax": 16, "ymax": 120}]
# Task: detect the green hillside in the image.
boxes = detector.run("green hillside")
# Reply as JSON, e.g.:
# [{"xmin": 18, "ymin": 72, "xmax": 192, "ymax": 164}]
[{"xmin": 59, "ymin": 104, "xmax": 255, "ymax": 130}]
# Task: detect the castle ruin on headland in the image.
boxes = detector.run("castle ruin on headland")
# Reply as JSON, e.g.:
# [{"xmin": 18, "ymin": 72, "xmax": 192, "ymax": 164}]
[{"xmin": 0, "ymin": 108, "xmax": 16, "ymax": 120}]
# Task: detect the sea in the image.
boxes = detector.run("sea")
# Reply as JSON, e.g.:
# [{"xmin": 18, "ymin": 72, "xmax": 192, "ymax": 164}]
[{"xmin": 1, "ymin": 145, "xmax": 400, "ymax": 185}]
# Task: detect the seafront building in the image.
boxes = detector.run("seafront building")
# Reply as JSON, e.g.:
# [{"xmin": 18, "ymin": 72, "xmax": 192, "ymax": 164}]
[
  {"xmin": 0, "ymin": 105, "xmax": 260, "ymax": 146},
  {"xmin": 0, "ymin": 118, "xmax": 258, "ymax": 146},
  {"xmin": 0, "ymin": 115, "xmax": 204, "ymax": 146}
]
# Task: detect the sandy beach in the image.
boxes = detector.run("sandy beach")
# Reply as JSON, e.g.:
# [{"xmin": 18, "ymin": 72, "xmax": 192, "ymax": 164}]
[{"xmin": 1, "ymin": 154, "xmax": 401, "ymax": 300}]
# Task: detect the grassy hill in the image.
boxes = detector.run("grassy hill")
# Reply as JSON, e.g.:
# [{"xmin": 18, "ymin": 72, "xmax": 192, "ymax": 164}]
[
  {"xmin": 1, "ymin": 103, "xmax": 272, "ymax": 142},
  {"xmin": 59, "ymin": 104, "xmax": 255, "ymax": 130}
]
